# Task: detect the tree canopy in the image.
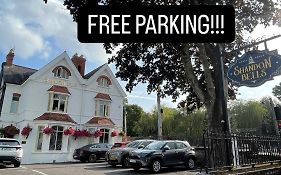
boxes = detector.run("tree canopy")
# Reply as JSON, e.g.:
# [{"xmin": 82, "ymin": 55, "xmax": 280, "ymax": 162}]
[{"xmin": 43, "ymin": 0, "xmax": 281, "ymax": 132}]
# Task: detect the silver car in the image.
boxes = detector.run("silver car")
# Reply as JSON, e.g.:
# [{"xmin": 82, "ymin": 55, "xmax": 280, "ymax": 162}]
[
  {"xmin": 0, "ymin": 138, "xmax": 23, "ymax": 167},
  {"xmin": 106, "ymin": 139, "xmax": 155, "ymax": 167}
]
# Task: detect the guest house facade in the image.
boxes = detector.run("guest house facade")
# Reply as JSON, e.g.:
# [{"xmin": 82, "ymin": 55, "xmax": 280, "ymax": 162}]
[{"xmin": 0, "ymin": 50, "xmax": 126, "ymax": 164}]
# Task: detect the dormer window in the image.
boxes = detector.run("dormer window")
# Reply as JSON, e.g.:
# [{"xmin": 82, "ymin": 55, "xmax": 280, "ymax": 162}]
[
  {"xmin": 97, "ymin": 76, "xmax": 112, "ymax": 87},
  {"xmin": 52, "ymin": 66, "xmax": 71, "ymax": 79}
]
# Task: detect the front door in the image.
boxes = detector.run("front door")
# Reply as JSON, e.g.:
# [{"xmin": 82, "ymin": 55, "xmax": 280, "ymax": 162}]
[{"xmin": 162, "ymin": 142, "xmax": 178, "ymax": 165}]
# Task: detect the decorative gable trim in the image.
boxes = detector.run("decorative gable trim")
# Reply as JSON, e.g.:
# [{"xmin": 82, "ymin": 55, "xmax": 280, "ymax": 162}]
[
  {"xmin": 48, "ymin": 85, "xmax": 71, "ymax": 95},
  {"xmin": 95, "ymin": 93, "xmax": 111, "ymax": 101}
]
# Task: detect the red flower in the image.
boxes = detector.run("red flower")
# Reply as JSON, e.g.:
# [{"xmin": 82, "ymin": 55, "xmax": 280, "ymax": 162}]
[
  {"xmin": 111, "ymin": 130, "xmax": 118, "ymax": 137},
  {"xmin": 43, "ymin": 127, "xmax": 54, "ymax": 135},
  {"xmin": 21, "ymin": 126, "xmax": 32, "ymax": 137},
  {"xmin": 63, "ymin": 128, "xmax": 71, "ymax": 135},
  {"xmin": 94, "ymin": 130, "xmax": 103, "ymax": 138}
]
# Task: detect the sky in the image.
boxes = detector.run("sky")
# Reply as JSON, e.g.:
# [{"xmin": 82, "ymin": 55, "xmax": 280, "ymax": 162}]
[{"xmin": 1, "ymin": 0, "xmax": 281, "ymax": 112}]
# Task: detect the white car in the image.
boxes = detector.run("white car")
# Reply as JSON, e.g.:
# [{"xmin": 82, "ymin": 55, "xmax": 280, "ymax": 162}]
[{"xmin": 0, "ymin": 138, "xmax": 23, "ymax": 167}]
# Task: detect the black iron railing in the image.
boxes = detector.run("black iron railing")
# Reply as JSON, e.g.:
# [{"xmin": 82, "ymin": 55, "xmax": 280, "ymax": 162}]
[{"xmin": 203, "ymin": 131, "xmax": 281, "ymax": 172}]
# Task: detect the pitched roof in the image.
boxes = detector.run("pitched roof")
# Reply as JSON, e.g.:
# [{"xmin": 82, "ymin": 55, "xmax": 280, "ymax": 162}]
[
  {"xmin": 86, "ymin": 117, "xmax": 115, "ymax": 126},
  {"xmin": 3, "ymin": 64, "xmax": 37, "ymax": 85},
  {"xmin": 83, "ymin": 64, "xmax": 105, "ymax": 79},
  {"xmin": 95, "ymin": 93, "xmax": 111, "ymax": 100},
  {"xmin": 34, "ymin": 112, "xmax": 77, "ymax": 123},
  {"xmin": 48, "ymin": 85, "xmax": 71, "ymax": 94}
]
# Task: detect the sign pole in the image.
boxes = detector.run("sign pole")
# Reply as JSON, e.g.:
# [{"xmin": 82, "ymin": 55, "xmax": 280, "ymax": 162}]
[{"xmin": 218, "ymin": 44, "xmax": 232, "ymax": 167}]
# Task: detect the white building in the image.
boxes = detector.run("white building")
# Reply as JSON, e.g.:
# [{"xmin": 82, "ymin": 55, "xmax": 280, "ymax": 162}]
[{"xmin": 0, "ymin": 49, "xmax": 126, "ymax": 164}]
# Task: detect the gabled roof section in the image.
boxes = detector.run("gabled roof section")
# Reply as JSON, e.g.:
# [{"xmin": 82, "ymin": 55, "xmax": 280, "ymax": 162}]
[
  {"xmin": 28, "ymin": 51, "xmax": 86, "ymax": 85},
  {"xmin": 48, "ymin": 85, "xmax": 71, "ymax": 95},
  {"xmin": 86, "ymin": 64, "xmax": 126, "ymax": 97},
  {"xmin": 3, "ymin": 64, "xmax": 37, "ymax": 85},
  {"xmin": 34, "ymin": 112, "xmax": 77, "ymax": 124},
  {"xmin": 95, "ymin": 93, "xmax": 111, "ymax": 100},
  {"xmin": 83, "ymin": 64, "xmax": 105, "ymax": 79},
  {"xmin": 86, "ymin": 117, "xmax": 115, "ymax": 126}
]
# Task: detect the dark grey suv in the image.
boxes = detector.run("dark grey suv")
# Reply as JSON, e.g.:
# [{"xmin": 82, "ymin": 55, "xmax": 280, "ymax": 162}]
[
  {"xmin": 128, "ymin": 140, "xmax": 196, "ymax": 173},
  {"xmin": 106, "ymin": 140, "xmax": 154, "ymax": 167}
]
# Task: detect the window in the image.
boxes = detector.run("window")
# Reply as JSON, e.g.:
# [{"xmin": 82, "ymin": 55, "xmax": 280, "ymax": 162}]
[
  {"xmin": 175, "ymin": 142, "xmax": 187, "ymax": 149},
  {"xmin": 10, "ymin": 93, "xmax": 20, "ymax": 113},
  {"xmin": 97, "ymin": 76, "xmax": 111, "ymax": 87},
  {"xmin": 36, "ymin": 126, "xmax": 44, "ymax": 151},
  {"xmin": 49, "ymin": 126, "xmax": 63, "ymax": 150},
  {"xmin": 99, "ymin": 128, "xmax": 109, "ymax": 143},
  {"xmin": 48, "ymin": 93, "xmax": 68, "ymax": 113},
  {"xmin": 95, "ymin": 100, "xmax": 110, "ymax": 117},
  {"xmin": 165, "ymin": 142, "xmax": 177, "ymax": 150},
  {"xmin": 53, "ymin": 66, "xmax": 70, "ymax": 79}
]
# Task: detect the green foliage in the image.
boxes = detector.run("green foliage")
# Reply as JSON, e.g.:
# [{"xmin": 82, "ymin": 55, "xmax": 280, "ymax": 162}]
[
  {"xmin": 125, "ymin": 104, "xmax": 145, "ymax": 136},
  {"xmin": 229, "ymin": 99, "xmax": 274, "ymax": 135},
  {"xmin": 273, "ymin": 83, "xmax": 281, "ymax": 101}
]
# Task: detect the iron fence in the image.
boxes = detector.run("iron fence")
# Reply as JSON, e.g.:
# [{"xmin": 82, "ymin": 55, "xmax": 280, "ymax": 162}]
[{"xmin": 203, "ymin": 131, "xmax": 281, "ymax": 172}]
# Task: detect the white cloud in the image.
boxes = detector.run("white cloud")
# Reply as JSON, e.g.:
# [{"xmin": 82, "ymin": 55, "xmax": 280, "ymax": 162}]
[{"xmin": 0, "ymin": 0, "xmax": 107, "ymax": 63}]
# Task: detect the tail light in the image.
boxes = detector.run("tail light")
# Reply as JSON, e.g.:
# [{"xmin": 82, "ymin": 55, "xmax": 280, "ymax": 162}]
[{"xmin": 80, "ymin": 150, "xmax": 84, "ymax": 155}]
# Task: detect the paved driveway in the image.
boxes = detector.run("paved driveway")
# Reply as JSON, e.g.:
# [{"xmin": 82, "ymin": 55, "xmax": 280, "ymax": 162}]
[{"xmin": 0, "ymin": 162, "xmax": 202, "ymax": 175}]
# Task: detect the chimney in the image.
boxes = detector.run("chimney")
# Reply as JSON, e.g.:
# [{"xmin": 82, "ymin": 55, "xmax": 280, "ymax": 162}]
[
  {"xmin": 71, "ymin": 53, "xmax": 86, "ymax": 76},
  {"xmin": 6, "ymin": 49, "xmax": 14, "ymax": 66}
]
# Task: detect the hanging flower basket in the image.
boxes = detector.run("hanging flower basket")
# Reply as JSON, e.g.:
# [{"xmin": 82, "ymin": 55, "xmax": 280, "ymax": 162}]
[
  {"xmin": 94, "ymin": 130, "xmax": 103, "ymax": 138},
  {"xmin": 21, "ymin": 126, "xmax": 32, "ymax": 139},
  {"xmin": 43, "ymin": 127, "xmax": 54, "ymax": 135},
  {"xmin": 4, "ymin": 125, "xmax": 19, "ymax": 138},
  {"xmin": 111, "ymin": 130, "xmax": 118, "ymax": 137},
  {"xmin": 63, "ymin": 128, "xmax": 71, "ymax": 135},
  {"xmin": 119, "ymin": 130, "xmax": 125, "ymax": 137}
]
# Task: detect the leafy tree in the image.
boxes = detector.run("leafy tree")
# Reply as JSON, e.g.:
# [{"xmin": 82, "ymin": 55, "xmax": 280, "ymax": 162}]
[
  {"xmin": 229, "ymin": 100, "xmax": 268, "ymax": 134},
  {"xmin": 125, "ymin": 104, "xmax": 144, "ymax": 136},
  {"xmin": 273, "ymin": 83, "xmax": 281, "ymax": 101},
  {"xmin": 44, "ymin": 0, "xmax": 281, "ymax": 132}
]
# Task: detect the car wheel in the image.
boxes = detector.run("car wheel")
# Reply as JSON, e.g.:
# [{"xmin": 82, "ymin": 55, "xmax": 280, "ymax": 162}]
[
  {"xmin": 14, "ymin": 161, "xmax": 21, "ymax": 168},
  {"xmin": 133, "ymin": 167, "xmax": 140, "ymax": 171},
  {"xmin": 88, "ymin": 154, "xmax": 97, "ymax": 163},
  {"xmin": 185, "ymin": 157, "xmax": 195, "ymax": 169},
  {"xmin": 150, "ymin": 159, "xmax": 161, "ymax": 173},
  {"xmin": 122, "ymin": 156, "xmax": 130, "ymax": 168}
]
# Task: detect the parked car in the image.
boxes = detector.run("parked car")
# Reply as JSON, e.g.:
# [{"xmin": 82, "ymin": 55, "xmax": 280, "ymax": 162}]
[
  {"xmin": 0, "ymin": 138, "xmax": 23, "ymax": 167},
  {"xmin": 111, "ymin": 142, "xmax": 130, "ymax": 149},
  {"xmin": 128, "ymin": 140, "xmax": 196, "ymax": 173},
  {"xmin": 73, "ymin": 143, "xmax": 112, "ymax": 163},
  {"xmin": 106, "ymin": 139, "xmax": 155, "ymax": 167}
]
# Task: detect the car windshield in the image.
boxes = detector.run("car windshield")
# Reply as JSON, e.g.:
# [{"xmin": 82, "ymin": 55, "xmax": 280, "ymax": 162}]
[
  {"xmin": 0, "ymin": 140, "xmax": 20, "ymax": 146},
  {"xmin": 145, "ymin": 141, "xmax": 166, "ymax": 150},
  {"xmin": 126, "ymin": 141, "xmax": 141, "ymax": 148}
]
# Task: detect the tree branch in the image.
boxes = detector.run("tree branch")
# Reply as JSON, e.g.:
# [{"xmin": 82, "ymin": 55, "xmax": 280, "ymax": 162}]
[
  {"xmin": 198, "ymin": 44, "xmax": 216, "ymax": 99},
  {"xmin": 179, "ymin": 43, "xmax": 206, "ymax": 103}
]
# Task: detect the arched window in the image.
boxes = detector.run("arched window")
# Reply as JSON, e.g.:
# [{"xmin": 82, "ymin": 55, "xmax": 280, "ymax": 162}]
[
  {"xmin": 99, "ymin": 128, "xmax": 109, "ymax": 143},
  {"xmin": 52, "ymin": 66, "xmax": 71, "ymax": 79},
  {"xmin": 49, "ymin": 126, "xmax": 63, "ymax": 150},
  {"xmin": 97, "ymin": 76, "xmax": 112, "ymax": 87}
]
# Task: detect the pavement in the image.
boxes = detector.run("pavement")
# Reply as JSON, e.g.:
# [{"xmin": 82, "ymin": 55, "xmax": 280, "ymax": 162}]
[{"xmin": 0, "ymin": 162, "xmax": 204, "ymax": 175}]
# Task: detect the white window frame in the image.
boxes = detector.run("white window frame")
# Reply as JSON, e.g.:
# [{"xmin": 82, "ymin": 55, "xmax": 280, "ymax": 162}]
[
  {"xmin": 10, "ymin": 94, "xmax": 20, "ymax": 113},
  {"xmin": 48, "ymin": 93, "xmax": 69, "ymax": 113},
  {"xmin": 99, "ymin": 128, "xmax": 109, "ymax": 143},
  {"xmin": 98, "ymin": 78, "xmax": 110, "ymax": 87},
  {"xmin": 54, "ymin": 67, "xmax": 69, "ymax": 79},
  {"xmin": 95, "ymin": 100, "xmax": 110, "ymax": 117},
  {"xmin": 35, "ymin": 126, "xmax": 44, "ymax": 151},
  {"xmin": 49, "ymin": 126, "xmax": 64, "ymax": 151}
]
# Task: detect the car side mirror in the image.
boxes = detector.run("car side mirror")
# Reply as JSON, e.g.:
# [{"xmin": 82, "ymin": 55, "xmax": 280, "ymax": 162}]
[
  {"xmin": 138, "ymin": 145, "xmax": 145, "ymax": 149},
  {"xmin": 162, "ymin": 146, "xmax": 170, "ymax": 152}
]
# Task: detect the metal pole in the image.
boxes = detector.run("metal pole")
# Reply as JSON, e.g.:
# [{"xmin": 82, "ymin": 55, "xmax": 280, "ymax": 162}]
[
  {"xmin": 157, "ymin": 86, "xmax": 162, "ymax": 140},
  {"xmin": 218, "ymin": 44, "xmax": 232, "ymax": 167}
]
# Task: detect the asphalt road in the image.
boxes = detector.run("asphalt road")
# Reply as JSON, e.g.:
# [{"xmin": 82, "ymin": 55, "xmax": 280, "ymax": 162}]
[{"xmin": 0, "ymin": 162, "xmax": 202, "ymax": 175}]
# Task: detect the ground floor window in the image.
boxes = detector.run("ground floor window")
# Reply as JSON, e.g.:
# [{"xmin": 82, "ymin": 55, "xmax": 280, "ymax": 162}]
[
  {"xmin": 36, "ymin": 126, "xmax": 44, "ymax": 151},
  {"xmin": 99, "ymin": 128, "xmax": 109, "ymax": 143},
  {"xmin": 49, "ymin": 126, "xmax": 63, "ymax": 150}
]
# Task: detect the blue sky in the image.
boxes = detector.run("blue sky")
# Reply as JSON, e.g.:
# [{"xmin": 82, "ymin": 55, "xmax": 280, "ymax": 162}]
[{"xmin": 1, "ymin": 0, "xmax": 281, "ymax": 112}]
